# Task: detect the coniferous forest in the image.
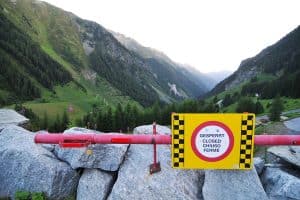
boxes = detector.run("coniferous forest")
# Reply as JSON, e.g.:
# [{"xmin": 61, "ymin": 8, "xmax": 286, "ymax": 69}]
[{"xmin": 0, "ymin": 12, "xmax": 72, "ymax": 104}]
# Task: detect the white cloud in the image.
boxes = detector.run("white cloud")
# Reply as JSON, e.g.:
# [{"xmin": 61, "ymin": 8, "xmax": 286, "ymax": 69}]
[{"xmin": 43, "ymin": 0, "xmax": 300, "ymax": 73}]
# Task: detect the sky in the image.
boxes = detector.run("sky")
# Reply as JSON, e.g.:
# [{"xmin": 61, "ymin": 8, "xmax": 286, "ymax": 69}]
[{"xmin": 43, "ymin": 0, "xmax": 300, "ymax": 73}]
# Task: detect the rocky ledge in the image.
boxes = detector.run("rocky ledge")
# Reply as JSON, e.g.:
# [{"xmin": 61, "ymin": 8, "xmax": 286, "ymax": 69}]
[{"xmin": 0, "ymin": 125, "xmax": 300, "ymax": 200}]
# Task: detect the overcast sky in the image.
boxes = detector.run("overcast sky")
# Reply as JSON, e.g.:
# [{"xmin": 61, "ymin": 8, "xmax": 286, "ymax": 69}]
[{"xmin": 43, "ymin": 0, "xmax": 300, "ymax": 73}]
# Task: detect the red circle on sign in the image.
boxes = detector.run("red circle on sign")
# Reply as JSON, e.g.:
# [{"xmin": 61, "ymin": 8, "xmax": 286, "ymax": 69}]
[{"xmin": 191, "ymin": 121, "xmax": 234, "ymax": 162}]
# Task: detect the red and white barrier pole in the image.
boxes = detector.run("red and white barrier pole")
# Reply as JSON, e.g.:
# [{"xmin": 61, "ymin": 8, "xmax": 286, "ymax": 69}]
[
  {"xmin": 255, "ymin": 135, "xmax": 300, "ymax": 145},
  {"xmin": 35, "ymin": 133, "xmax": 300, "ymax": 147},
  {"xmin": 34, "ymin": 133, "xmax": 171, "ymax": 147}
]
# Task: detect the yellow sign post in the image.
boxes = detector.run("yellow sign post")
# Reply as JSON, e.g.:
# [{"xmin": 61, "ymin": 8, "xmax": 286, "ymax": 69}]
[{"xmin": 172, "ymin": 113, "xmax": 255, "ymax": 170}]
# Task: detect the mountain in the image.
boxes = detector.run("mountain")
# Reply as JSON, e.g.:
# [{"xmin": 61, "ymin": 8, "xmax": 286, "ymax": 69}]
[
  {"xmin": 0, "ymin": 0, "xmax": 210, "ymax": 110},
  {"xmin": 0, "ymin": 1, "xmax": 72, "ymax": 102},
  {"xmin": 178, "ymin": 64, "xmax": 218, "ymax": 91},
  {"xmin": 0, "ymin": 0, "xmax": 131, "ymax": 112},
  {"xmin": 205, "ymin": 70, "xmax": 232, "ymax": 85},
  {"xmin": 208, "ymin": 25, "xmax": 300, "ymax": 99},
  {"xmin": 111, "ymin": 31, "xmax": 214, "ymax": 98}
]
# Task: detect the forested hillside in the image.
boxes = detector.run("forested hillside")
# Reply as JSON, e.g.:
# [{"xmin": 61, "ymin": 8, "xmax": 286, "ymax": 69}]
[
  {"xmin": 0, "ymin": 0, "xmax": 210, "ymax": 109},
  {"xmin": 0, "ymin": 0, "xmax": 216, "ymax": 131},
  {"xmin": 112, "ymin": 31, "xmax": 215, "ymax": 97},
  {"xmin": 209, "ymin": 25, "xmax": 300, "ymax": 99},
  {"xmin": 0, "ymin": 11, "xmax": 71, "ymax": 104}
]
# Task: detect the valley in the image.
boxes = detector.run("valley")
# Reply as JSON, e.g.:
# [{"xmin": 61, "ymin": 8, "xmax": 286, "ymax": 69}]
[
  {"xmin": 0, "ymin": 1, "xmax": 300, "ymax": 200},
  {"xmin": 0, "ymin": 0, "xmax": 215, "ymax": 130},
  {"xmin": 0, "ymin": 0, "xmax": 300, "ymax": 134}
]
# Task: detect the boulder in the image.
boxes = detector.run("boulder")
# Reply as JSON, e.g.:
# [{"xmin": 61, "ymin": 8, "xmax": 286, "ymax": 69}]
[
  {"xmin": 284, "ymin": 117, "xmax": 300, "ymax": 132},
  {"xmin": 203, "ymin": 168, "xmax": 268, "ymax": 200},
  {"xmin": 77, "ymin": 169, "xmax": 114, "ymax": 200},
  {"xmin": 133, "ymin": 124, "xmax": 171, "ymax": 135},
  {"xmin": 261, "ymin": 167, "xmax": 300, "ymax": 200},
  {"xmin": 108, "ymin": 125, "xmax": 204, "ymax": 200},
  {"xmin": 0, "ymin": 125, "xmax": 79, "ymax": 200},
  {"xmin": 254, "ymin": 157, "xmax": 265, "ymax": 175},
  {"xmin": 64, "ymin": 127, "xmax": 102, "ymax": 134},
  {"xmin": 37, "ymin": 130, "xmax": 56, "ymax": 152},
  {"xmin": 54, "ymin": 127, "xmax": 128, "ymax": 171},
  {"xmin": 268, "ymin": 146, "xmax": 300, "ymax": 168},
  {"xmin": 0, "ymin": 109, "xmax": 28, "ymax": 126}
]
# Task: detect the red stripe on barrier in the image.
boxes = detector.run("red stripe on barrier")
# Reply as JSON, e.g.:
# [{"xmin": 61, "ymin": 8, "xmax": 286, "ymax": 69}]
[
  {"xmin": 111, "ymin": 138, "xmax": 131, "ymax": 143},
  {"xmin": 59, "ymin": 143, "xmax": 89, "ymax": 148}
]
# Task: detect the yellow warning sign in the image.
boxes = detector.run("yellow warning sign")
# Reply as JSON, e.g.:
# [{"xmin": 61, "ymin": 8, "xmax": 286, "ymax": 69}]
[{"xmin": 172, "ymin": 113, "xmax": 255, "ymax": 170}]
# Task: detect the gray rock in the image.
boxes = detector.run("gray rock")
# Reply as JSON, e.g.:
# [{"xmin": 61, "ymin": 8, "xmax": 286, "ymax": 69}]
[
  {"xmin": 203, "ymin": 168, "xmax": 268, "ymax": 200},
  {"xmin": 0, "ymin": 109, "xmax": 29, "ymax": 126},
  {"xmin": 133, "ymin": 124, "xmax": 171, "ymax": 135},
  {"xmin": 64, "ymin": 127, "xmax": 103, "ymax": 134},
  {"xmin": 54, "ymin": 127, "xmax": 128, "ymax": 171},
  {"xmin": 77, "ymin": 169, "xmax": 114, "ymax": 200},
  {"xmin": 284, "ymin": 117, "xmax": 300, "ymax": 132},
  {"xmin": 108, "ymin": 125, "xmax": 204, "ymax": 200},
  {"xmin": 36, "ymin": 130, "xmax": 56, "ymax": 152},
  {"xmin": 254, "ymin": 157, "xmax": 265, "ymax": 175},
  {"xmin": 261, "ymin": 167, "xmax": 300, "ymax": 200},
  {"xmin": 268, "ymin": 146, "xmax": 300, "ymax": 168},
  {"xmin": 0, "ymin": 125, "xmax": 79, "ymax": 200}
]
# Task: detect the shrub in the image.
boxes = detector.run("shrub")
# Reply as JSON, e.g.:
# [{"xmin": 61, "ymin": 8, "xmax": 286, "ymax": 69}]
[
  {"xmin": 269, "ymin": 95, "xmax": 284, "ymax": 121},
  {"xmin": 236, "ymin": 97, "xmax": 256, "ymax": 113},
  {"xmin": 255, "ymin": 101, "xmax": 264, "ymax": 114},
  {"xmin": 31, "ymin": 192, "xmax": 45, "ymax": 200},
  {"xmin": 15, "ymin": 191, "xmax": 30, "ymax": 200}
]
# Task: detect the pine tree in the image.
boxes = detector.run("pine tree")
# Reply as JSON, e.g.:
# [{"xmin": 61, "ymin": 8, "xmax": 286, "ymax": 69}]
[
  {"xmin": 102, "ymin": 107, "xmax": 113, "ymax": 132},
  {"xmin": 114, "ymin": 103, "xmax": 124, "ymax": 132},
  {"xmin": 75, "ymin": 117, "xmax": 84, "ymax": 127},
  {"xmin": 62, "ymin": 110, "xmax": 69, "ymax": 130},
  {"xmin": 223, "ymin": 94, "xmax": 233, "ymax": 107},
  {"xmin": 53, "ymin": 114, "xmax": 61, "ymax": 132},
  {"xmin": 213, "ymin": 95, "xmax": 218, "ymax": 103},
  {"xmin": 151, "ymin": 101, "xmax": 161, "ymax": 123},
  {"xmin": 131, "ymin": 104, "xmax": 139, "ymax": 129},
  {"xmin": 0, "ymin": 94, "xmax": 5, "ymax": 106},
  {"xmin": 96, "ymin": 112, "xmax": 103, "ymax": 131},
  {"xmin": 41, "ymin": 111, "xmax": 48, "ymax": 130},
  {"xmin": 236, "ymin": 97, "xmax": 256, "ymax": 113},
  {"xmin": 124, "ymin": 103, "xmax": 133, "ymax": 132},
  {"xmin": 202, "ymin": 102, "xmax": 218, "ymax": 113},
  {"xmin": 269, "ymin": 95, "xmax": 284, "ymax": 121},
  {"xmin": 255, "ymin": 101, "xmax": 264, "ymax": 114}
]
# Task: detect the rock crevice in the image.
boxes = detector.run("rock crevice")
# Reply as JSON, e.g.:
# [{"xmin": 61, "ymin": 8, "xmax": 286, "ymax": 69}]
[{"xmin": 103, "ymin": 144, "xmax": 131, "ymax": 200}]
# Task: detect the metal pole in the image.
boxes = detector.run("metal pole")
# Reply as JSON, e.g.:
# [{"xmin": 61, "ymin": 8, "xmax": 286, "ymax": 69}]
[
  {"xmin": 254, "ymin": 135, "xmax": 300, "ymax": 145},
  {"xmin": 35, "ymin": 133, "xmax": 300, "ymax": 146},
  {"xmin": 149, "ymin": 122, "xmax": 161, "ymax": 174},
  {"xmin": 34, "ymin": 133, "xmax": 171, "ymax": 147},
  {"xmin": 153, "ymin": 122, "xmax": 157, "ymax": 165}
]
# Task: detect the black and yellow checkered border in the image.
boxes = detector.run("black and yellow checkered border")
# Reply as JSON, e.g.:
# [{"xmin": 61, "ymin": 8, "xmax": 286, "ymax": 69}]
[
  {"xmin": 172, "ymin": 114, "xmax": 185, "ymax": 168},
  {"xmin": 239, "ymin": 114, "xmax": 254, "ymax": 169}
]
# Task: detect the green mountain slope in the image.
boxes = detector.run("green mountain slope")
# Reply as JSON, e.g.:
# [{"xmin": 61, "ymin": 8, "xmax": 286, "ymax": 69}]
[
  {"xmin": 208, "ymin": 25, "xmax": 300, "ymax": 99},
  {"xmin": 0, "ymin": 0, "xmax": 209, "ymax": 110},
  {"xmin": 76, "ymin": 18, "xmax": 159, "ymax": 106},
  {"xmin": 0, "ymin": 10, "xmax": 72, "ymax": 101},
  {"xmin": 0, "ymin": 0, "xmax": 141, "ymax": 120},
  {"xmin": 112, "ymin": 31, "xmax": 214, "ymax": 98}
]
